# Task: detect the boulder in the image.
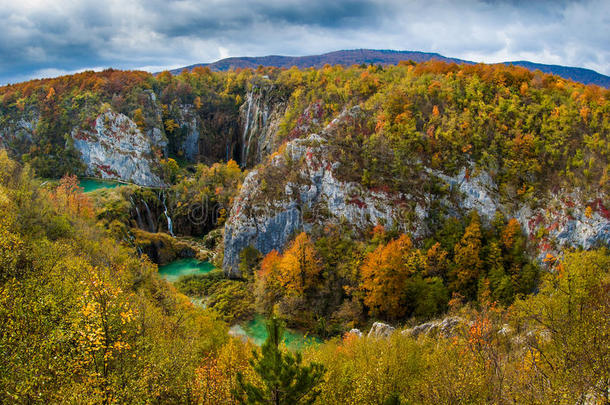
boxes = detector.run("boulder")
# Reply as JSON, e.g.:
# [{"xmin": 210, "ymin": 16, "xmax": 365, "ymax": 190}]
[
  {"xmin": 368, "ymin": 322, "xmax": 395, "ymax": 338},
  {"xmin": 348, "ymin": 328, "xmax": 363, "ymax": 337}
]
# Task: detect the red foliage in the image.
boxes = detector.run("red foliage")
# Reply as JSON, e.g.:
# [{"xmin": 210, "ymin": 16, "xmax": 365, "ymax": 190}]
[
  {"xmin": 590, "ymin": 198, "xmax": 610, "ymax": 220},
  {"xmin": 348, "ymin": 197, "xmax": 367, "ymax": 209}
]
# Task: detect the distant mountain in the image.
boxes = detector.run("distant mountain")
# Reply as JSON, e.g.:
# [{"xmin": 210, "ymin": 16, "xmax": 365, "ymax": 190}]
[
  {"xmin": 170, "ymin": 49, "xmax": 610, "ymax": 88},
  {"xmin": 502, "ymin": 61, "xmax": 610, "ymax": 88}
]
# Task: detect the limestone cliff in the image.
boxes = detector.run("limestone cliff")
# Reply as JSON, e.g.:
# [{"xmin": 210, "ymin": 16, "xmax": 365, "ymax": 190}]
[
  {"xmin": 223, "ymin": 108, "xmax": 610, "ymax": 277},
  {"xmin": 224, "ymin": 112, "xmax": 411, "ymax": 276},
  {"xmin": 72, "ymin": 110, "xmax": 165, "ymax": 187}
]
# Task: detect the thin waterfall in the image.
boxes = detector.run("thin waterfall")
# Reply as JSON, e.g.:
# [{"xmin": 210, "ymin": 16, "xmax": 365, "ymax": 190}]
[{"xmin": 162, "ymin": 191, "xmax": 174, "ymax": 236}]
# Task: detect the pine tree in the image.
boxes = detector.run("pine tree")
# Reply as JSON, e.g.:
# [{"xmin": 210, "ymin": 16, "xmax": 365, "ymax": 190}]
[{"xmin": 235, "ymin": 316, "xmax": 326, "ymax": 404}]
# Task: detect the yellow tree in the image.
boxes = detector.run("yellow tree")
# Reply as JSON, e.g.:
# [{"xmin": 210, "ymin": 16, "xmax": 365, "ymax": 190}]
[
  {"xmin": 50, "ymin": 174, "xmax": 94, "ymax": 218},
  {"xmin": 279, "ymin": 233, "xmax": 321, "ymax": 296},
  {"xmin": 360, "ymin": 234, "xmax": 415, "ymax": 319},
  {"xmin": 452, "ymin": 212, "xmax": 483, "ymax": 298}
]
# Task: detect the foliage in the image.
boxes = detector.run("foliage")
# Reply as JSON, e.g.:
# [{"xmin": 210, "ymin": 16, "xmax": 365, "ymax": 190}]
[
  {"xmin": 303, "ymin": 248, "xmax": 609, "ymax": 404},
  {"xmin": 176, "ymin": 270, "xmax": 255, "ymax": 322},
  {"xmin": 360, "ymin": 234, "xmax": 417, "ymax": 319},
  {"xmin": 0, "ymin": 153, "xmax": 228, "ymax": 403}
]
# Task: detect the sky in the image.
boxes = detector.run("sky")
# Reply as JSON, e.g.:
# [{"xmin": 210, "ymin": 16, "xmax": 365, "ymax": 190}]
[{"xmin": 0, "ymin": 0, "xmax": 608, "ymax": 85}]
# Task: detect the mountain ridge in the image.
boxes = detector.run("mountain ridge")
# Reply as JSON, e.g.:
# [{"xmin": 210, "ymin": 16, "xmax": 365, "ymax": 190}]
[{"xmin": 170, "ymin": 49, "xmax": 610, "ymax": 88}]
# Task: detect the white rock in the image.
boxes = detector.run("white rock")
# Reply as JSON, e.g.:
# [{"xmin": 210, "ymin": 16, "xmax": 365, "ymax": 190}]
[
  {"xmin": 368, "ymin": 322, "xmax": 395, "ymax": 338},
  {"xmin": 71, "ymin": 110, "xmax": 164, "ymax": 187}
]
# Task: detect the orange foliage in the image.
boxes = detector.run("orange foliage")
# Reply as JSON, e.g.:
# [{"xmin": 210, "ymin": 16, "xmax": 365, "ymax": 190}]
[
  {"xmin": 50, "ymin": 175, "xmax": 94, "ymax": 218},
  {"xmin": 258, "ymin": 249, "xmax": 282, "ymax": 279},
  {"xmin": 360, "ymin": 234, "xmax": 414, "ymax": 318},
  {"xmin": 432, "ymin": 105, "xmax": 440, "ymax": 117},
  {"xmin": 501, "ymin": 218, "xmax": 521, "ymax": 250},
  {"xmin": 452, "ymin": 213, "xmax": 483, "ymax": 295},
  {"xmin": 279, "ymin": 232, "xmax": 321, "ymax": 295}
]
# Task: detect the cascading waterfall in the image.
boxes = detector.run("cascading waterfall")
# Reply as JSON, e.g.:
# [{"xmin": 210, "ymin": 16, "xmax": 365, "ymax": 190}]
[
  {"xmin": 161, "ymin": 191, "xmax": 174, "ymax": 236},
  {"xmin": 130, "ymin": 196, "xmax": 144, "ymax": 229},
  {"xmin": 143, "ymin": 201, "xmax": 156, "ymax": 232},
  {"xmin": 241, "ymin": 92, "xmax": 253, "ymax": 166}
]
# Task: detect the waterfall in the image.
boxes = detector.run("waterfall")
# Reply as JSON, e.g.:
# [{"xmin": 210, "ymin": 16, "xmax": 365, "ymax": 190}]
[
  {"xmin": 143, "ymin": 201, "xmax": 156, "ymax": 232},
  {"xmin": 130, "ymin": 196, "xmax": 144, "ymax": 229},
  {"xmin": 162, "ymin": 192, "xmax": 174, "ymax": 236},
  {"xmin": 241, "ymin": 92, "xmax": 253, "ymax": 166}
]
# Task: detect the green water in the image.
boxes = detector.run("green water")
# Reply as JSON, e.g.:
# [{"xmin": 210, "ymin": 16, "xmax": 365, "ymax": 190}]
[
  {"xmin": 158, "ymin": 259, "xmax": 320, "ymax": 349},
  {"xmin": 157, "ymin": 258, "xmax": 215, "ymax": 283},
  {"xmin": 79, "ymin": 178, "xmax": 122, "ymax": 193},
  {"xmin": 229, "ymin": 315, "xmax": 321, "ymax": 350}
]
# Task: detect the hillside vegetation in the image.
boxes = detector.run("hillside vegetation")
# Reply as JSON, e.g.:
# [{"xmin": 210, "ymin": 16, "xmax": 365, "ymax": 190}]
[{"xmin": 0, "ymin": 61, "xmax": 608, "ymax": 403}]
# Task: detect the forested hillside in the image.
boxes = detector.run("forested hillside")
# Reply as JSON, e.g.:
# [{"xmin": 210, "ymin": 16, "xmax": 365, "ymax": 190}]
[
  {"xmin": 0, "ymin": 60, "xmax": 609, "ymax": 403},
  {"xmin": 170, "ymin": 49, "xmax": 610, "ymax": 88}
]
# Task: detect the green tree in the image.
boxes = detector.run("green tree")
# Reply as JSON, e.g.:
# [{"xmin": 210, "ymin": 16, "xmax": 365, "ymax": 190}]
[
  {"xmin": 239, "ymin": 245, "xmax": 263, "ymax": 280},
  {"xmin": 235, "ymin": 316, "xmax": 325, "ymax": 404}
]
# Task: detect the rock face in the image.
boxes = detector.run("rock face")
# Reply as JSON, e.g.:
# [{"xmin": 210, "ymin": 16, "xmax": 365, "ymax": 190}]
[
  {"xmin": 514, "ymin": 193, "xmax": 610, "ymax": 260},
  {"xmin": 72, "ymin": 110, "xmax": 165, "ymax": 187},
  {"xmin": 173, "ymin": 105, "xmax": 200, "ymax": 162},
  {"xmin": 0, "ymin": 110, "xmax": 38, "ymax": 155},
  {"xmin": 348, "ymin": 328, "xmax": 363, "ymax": 337},
  {"xmin": 239, "ymin": 84, "xmax": 286, "ymax": 167},
  {"xmin": 223, "ymin": 130, "xmax": 407, "ymax": 277},
  {"xmin": 223, "ymin": 102, "xmax": 610, "ymax": 276}
]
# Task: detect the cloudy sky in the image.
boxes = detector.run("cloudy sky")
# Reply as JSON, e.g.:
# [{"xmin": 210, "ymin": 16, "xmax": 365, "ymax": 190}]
[{"xmin": 0, "ymin": 0, "xmax": 608, "ymax": 85}]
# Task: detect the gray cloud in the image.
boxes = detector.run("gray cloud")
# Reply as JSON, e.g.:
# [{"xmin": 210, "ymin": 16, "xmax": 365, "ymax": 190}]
[{"xmin": 0, "ymin": 0, "xmax": 608, "ymax": 85}]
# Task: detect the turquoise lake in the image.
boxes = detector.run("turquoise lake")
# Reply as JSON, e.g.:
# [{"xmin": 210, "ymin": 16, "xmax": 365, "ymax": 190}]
[
  {"xmin": 157, "ymin": 258, "xmax": 216, "ymax": 283},
  {"xmin": 229, "ymin": 314, "xmax": 321, "ymax": 350},
  {"xmin": 79, "ymin": 178, "xmax": 123, "ymax": 193}
]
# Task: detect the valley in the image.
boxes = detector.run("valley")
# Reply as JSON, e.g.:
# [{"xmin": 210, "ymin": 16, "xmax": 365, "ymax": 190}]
[{"xmin": 0, "ymin": 59, "xmax": 608, "ymax": 403}]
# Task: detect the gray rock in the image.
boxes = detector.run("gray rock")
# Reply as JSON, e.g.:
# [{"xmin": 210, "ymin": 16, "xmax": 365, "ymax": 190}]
[
  {"xmin": 348, "ymin": 328, "xmax": 363, "ymax": 337},
  {"xmin": 498, "ymin": 324, "xmax": 513, "ymax": 336},
  {"xmin": 174, "ymin": 105, "xmax": 200, "ymax": 161},
  {"xmin": 402, "ymin": 317, "xmax": 464, "ymax": 338},
  {"xmin": 368, "ymin": 322, "xmax": 395, "ymax": 338},
  {"xmin": 71, "ymin": 110, "xmax": 164, "ymax": 187},
  {"xmin": 223, "ymin": 130, "xmax": 405, "ymax": 276}
]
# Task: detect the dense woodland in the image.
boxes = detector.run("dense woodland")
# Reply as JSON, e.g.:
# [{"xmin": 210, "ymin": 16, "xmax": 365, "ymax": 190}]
[
  {"xmin": 0, "ymin": 61, "xmax": 609, "ymax": 403},
  {"xmin": 1, "ymin": 61, "xmax": 608, "ymax": 195}
]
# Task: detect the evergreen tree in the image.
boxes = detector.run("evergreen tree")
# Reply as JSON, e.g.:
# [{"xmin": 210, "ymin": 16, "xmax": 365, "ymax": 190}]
[{"xmin": 235, "ymin": 316, "xmax": 326, "ymax": 405}]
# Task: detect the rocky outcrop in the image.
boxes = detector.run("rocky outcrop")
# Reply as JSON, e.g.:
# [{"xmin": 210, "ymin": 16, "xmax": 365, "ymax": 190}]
[
  {"xmin": 223, "ymin": 129, "xmax": 407, "ymax": 276},
  {"xmin": 348, "ymin": 328, "xmax": 363, "ymax": 337},
  {"xmin": 239, "ymin": 83, "xmax": 286, "ymax": 167},
  {"xmin": 0, "ymin": 110, "xmax": 38, "ymax": 155},
  {"xmin": 514, "ymin": 193, "xmax": 610, "ymax": 260},
  {"xmin": 132, "ymin": 228, "xmax": 195, "ymax": 265},
  {"xmin": 224, "ymin": 99, "xmax": 610, "ymax": 276},
  {"xmin": 368, "ymin": 322, "xmax": 395, "ymax": 338},
  {"xmin": 431, "ymin": 166, "xmax": 610, "ymax": 260},
  {"xmin": 402, "ymin": 316, "xmax": 465, "ymax": 338},
  {"xmin": 72, "ymin": 110, "xmax": 165, "ymax": 187},
  {"xmin": 173, "ymin": 105, "xmax": 200, "ymax": 162}
]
